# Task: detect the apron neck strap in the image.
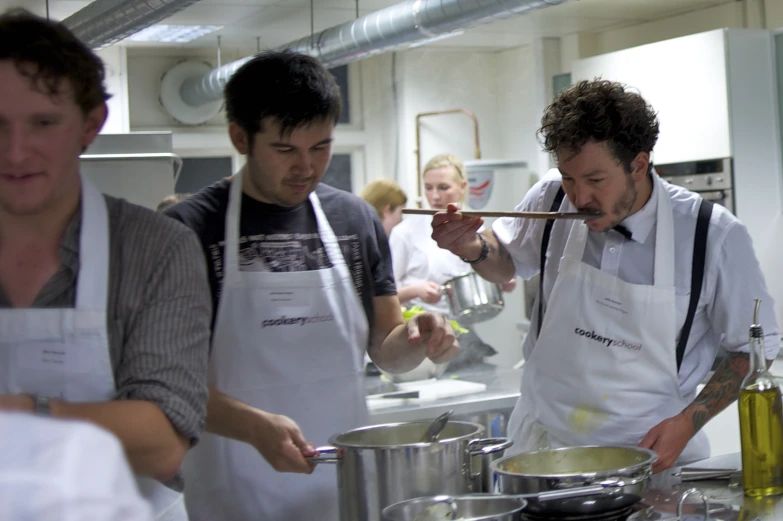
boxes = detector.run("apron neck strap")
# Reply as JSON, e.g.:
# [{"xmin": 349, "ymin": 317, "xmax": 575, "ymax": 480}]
[
  {"xmin": 651, "ymin": 174, "xmax": 674, "ymax": 287},
  {"xmin": 561, "ymin": 174, "xmax": 675, "ymax": 287},
  {"xmin": 75, "ymin": 175, "xmax": 110, "ymax": 310},
  {"xmin": 222, "ymin": 172, "xmax": 349, "ymax": 281}
]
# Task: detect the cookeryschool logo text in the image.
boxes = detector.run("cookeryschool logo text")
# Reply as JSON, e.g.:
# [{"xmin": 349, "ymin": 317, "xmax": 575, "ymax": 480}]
[
  {"xmin": 573, "ymin": 328, "xmax": 642, "ymax": 351},
  {"xmin": 262, "ymin": 314, "xmax": 335, "ymax": 328}
]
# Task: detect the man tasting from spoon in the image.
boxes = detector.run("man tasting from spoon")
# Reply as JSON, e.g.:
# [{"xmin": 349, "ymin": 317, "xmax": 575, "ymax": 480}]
[{"xmin": 431, "ymin": 79, "xmax": 780, "ymax": 473}]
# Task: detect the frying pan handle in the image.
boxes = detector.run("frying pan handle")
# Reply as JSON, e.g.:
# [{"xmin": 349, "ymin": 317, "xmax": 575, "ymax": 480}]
[
  {"xmin": 535, "ymin": 485, "xmax": 611, "ymax": 502},
  {"xmin": 535, "ymin": 471, "xmax": 650, "ymax": 503},
  {"xmin": 307, "ymin": 446, "xmax": 341, "ymax": 464}
]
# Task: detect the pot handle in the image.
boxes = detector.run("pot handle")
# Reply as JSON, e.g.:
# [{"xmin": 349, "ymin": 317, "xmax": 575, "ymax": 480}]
[
  {"xmin": 677, "ymin": 488, "xmax": 709, "ymax": 519},
  {"xmin": 534, "ymin": 484, "xmax": 614, "ymax": 502},
  {"xmin": 594, "ymin": 470, "xmax": 651, "ymax": 488},
  {"xmin": 535, "ymin": 471, "xmax": 651, "ymax": 502},
  {"xmin": 306, "ymin": 446, "xmax": 341, "ymax": 464},
  {"xmin": 467, "ymin": 437, "xmax": 513, "ymax": 455}
]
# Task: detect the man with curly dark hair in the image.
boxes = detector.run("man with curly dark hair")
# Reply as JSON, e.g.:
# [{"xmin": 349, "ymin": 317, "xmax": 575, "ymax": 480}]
[{"xmin": 431, "ymin": 79, "xmax": 779, "ymax": 472}]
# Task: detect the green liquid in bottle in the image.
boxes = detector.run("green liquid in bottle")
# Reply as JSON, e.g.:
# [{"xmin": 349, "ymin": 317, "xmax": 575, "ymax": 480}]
[{"xmin": 739, "ymin": 387, "xmax": 783, "ymax": 497}]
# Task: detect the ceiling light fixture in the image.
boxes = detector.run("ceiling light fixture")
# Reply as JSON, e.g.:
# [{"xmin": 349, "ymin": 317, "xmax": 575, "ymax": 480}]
[{"xmin": 126, "ymin": 24, "xmax": 223, "ymax": 43}]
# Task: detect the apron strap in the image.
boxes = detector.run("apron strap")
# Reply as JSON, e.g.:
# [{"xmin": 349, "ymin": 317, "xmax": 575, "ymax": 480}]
[
  {"xmin": 675, "ymin": 198, "xmax": 714, "ymax": 371},
  {"xmin": 538, "ymin": 186, "xmax": 566, "ymax": 335}
]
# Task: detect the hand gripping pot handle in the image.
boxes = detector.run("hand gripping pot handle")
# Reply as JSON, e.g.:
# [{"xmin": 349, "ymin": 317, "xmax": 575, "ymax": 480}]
[{"xmin": 307, "ymin": 446, "xmax": 341, "ymax": 464}]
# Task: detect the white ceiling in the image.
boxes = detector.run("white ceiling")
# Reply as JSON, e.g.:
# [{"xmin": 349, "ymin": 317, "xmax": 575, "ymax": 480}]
[{"xmin": 2, "ymin": 0, "xmax": 734, "ymax": 52}]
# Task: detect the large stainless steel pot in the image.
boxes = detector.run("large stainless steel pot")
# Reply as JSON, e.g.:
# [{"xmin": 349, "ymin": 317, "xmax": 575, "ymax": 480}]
[
  {"xmin": 311, "ymin": 420, "xmax": 512, "ymax": 521},
  {"xmin": 441, "ymin": 272, "xmax": 503, "ymax": 325},
  {"xmin": 491, "ymin": 446, "xmax": 656, "ymax": 518},
  {"xmin": 382, "ymin": 494, "xmax": 527, "ymax": 521}
]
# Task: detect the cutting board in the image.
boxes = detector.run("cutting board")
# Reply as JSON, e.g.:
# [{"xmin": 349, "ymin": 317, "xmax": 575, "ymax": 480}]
[{"xmin": 366, "ymin": 379, "xmax": 487, "ymax": 410}]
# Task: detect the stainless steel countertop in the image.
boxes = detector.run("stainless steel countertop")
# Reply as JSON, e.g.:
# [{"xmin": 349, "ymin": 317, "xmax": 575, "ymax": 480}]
[
  {"xmin": 364, "ymin": 364, "xmax": 522, "ymax": 424},
  {"xmin": 644, "ymin": 452, "xmax": 783, "ymax": 520}
]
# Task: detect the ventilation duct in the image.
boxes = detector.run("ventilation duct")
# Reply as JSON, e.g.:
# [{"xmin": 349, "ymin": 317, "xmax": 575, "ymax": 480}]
[
  {"xmin": 63, "ymin": 0, "xmax": 203, "ymax": 50},
  {"xmin": 165, "ymin": 0, "xmax": 569, "ymax": 122}
]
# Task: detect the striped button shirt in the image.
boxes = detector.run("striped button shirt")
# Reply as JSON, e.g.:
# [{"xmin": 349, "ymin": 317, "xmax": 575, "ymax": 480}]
[{"xmin": 0, "ymin": 195, "xmax": 213, "ymax": 491}]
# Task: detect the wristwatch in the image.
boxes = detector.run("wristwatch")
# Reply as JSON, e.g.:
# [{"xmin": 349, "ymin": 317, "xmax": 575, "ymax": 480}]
[
  {"xmin": 32, "ymin": 395, "xmax": 51, "ymax": 416},
  {"xmin": 460, "ymin": 233, "xmax": 489, "ymax": 264}
]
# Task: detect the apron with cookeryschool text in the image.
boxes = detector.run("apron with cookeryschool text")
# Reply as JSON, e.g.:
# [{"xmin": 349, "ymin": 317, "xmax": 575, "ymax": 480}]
[
  {"xmin": 506, "ymin": 174, "xmax": 709, "ymax": 464},
  {"xmin": 182, "ymin": 172, "xmax": 370, "ymax": 521},
  {"xmin": 0, "ymin": 175, "xmax": 188, "ymax": 521}
]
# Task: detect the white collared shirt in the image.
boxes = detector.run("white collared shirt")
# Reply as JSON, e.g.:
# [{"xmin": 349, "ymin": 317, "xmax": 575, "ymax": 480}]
[
  {"xmin": 0, "ymin": 412, "xmax": 153, "ymax": 521},
  {"xmin": 493, "ymin": 169, "xmax": 781, "ymax": 396}
]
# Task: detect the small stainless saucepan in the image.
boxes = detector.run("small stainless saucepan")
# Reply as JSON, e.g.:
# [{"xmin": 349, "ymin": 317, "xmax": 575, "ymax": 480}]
[
  {"xmin": 491, "ymin": 445, "xmax": 657, "ymax": 518},
  {"xmin": 382, "ymin": 494, "xmax": 527, "ymax": 521},
  {"xmin": 441, "ymin": 272, "xmax": 504, "ymax": 325}
]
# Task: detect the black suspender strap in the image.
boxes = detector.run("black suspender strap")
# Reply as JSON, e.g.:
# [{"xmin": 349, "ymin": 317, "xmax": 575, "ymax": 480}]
[
  {"xmin": 676, "ymin": 198, "xmax": 714, "ymax": 372},
  {"xmin": 538, "ymin": 186, "xmax": 566, "ymax": 335}
]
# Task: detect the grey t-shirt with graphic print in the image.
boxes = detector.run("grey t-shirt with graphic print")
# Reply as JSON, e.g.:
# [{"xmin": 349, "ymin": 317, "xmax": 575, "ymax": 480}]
[{"xmin": 165, "ymin": 179, "xmax": 397, "ymax": 335}]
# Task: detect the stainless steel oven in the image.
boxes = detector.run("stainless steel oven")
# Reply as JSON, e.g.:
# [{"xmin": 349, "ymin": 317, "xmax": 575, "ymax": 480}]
[{"xmin": 655, "ymin": 157, "xmax": 735, "ymax": 214}]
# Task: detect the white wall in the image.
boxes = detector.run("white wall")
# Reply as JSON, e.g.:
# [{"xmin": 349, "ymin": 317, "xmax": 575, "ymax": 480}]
[
  {"xmin": 394, "ymin": 48, "xmax": 503, "ymax": 205},
  {"xmin": 571, "ymin": 0, "xmax": 783, "ymax": 62},
  {"xmin": 97, "ymin": 46, "xmax": 130, "ymax": 134}
]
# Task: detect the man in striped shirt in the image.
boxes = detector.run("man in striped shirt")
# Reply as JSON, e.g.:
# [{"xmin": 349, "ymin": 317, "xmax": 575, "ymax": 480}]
[{"xmin": 0, "ymin": 10, "xmax": 212, "ymax": 519}]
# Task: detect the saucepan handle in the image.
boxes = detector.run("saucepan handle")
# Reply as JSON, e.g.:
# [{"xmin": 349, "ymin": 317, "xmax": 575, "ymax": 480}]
[
  {"xmin": 467, "ymin": 437, "xmax": 513, "ymax": 456},
  {"xmin": 307, "ymin": 446, "xmax": 341, "ymax": 464},
  {"xmin": 594, "ymin": 470, "xmax": 651, "ymax": 488},
  {"xmin": 535, "ymin": 484, "xmax": 612, "ymax": 502}
]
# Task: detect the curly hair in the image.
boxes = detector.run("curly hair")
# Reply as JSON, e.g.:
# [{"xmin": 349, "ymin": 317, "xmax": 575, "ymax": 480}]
[
  {"xmin": 538, "ymin": 80, "xmax": 659, "ymax": 173},
  {"xmin": 0, "ymin": 9, "xmax": 110, "ymax": 115}
]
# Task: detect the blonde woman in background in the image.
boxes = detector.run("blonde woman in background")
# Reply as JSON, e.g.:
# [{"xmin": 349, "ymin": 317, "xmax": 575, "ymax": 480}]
[
  {"xmin": 390, "ymin": 154, "xmax": 470, "ymax": 313},
  {"xmin": 360, "ymin": 178, "xmax": 407, "ymax": 237},
  {"xmin": 390, "ymin": 154, "xmax": 515, "ymax": 368}
]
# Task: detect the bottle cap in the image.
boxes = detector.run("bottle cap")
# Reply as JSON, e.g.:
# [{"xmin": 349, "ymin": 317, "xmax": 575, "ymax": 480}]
[{"xmin": 751, "ymin": 298, "xmax": 764, "ymax": 339}]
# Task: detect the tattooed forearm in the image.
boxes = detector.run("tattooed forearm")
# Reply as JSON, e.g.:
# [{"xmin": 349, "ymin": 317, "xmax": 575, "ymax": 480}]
[{"xmin": 683, "ymin": 352, "xmax": 753, "ymax": 432}]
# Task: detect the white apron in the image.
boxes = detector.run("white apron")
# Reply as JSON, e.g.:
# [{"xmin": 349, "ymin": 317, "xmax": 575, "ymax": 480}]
[
  {"xmin": 507, "ymin": 174, "xmax": 709, "ymax": 465},
  {"xmin": 0, "ymin": 175, "xmax": 188, "ymax": 521},
  {"xmin": 183, "ymin": 173, "xmax": 370, "ymax": 521}
]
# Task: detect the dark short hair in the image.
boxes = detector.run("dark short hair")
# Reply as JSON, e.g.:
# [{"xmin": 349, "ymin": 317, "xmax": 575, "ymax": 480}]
[
  {"xmin": 224, "ymin": 50, "xmax": 342, "ymax": 142},
  {"xmin": 0, "ymin": 8, "xmax": 110, "ymax": 115},
  {"xmin": 538, "ymin": 79, "xmax": 659, "ymax": 173}
]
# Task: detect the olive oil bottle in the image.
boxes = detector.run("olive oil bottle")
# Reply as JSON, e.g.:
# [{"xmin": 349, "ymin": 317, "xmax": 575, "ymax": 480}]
[{"xmin": 739, "ymin": 299, "xmax": 783, "ymax": 497}]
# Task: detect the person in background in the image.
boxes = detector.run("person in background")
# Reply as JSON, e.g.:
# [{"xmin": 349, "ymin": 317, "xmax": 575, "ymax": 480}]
[
  {"xmin": 0, "ymin": 10, "xmax": 212, "ymax": 520},
  {"xmin": 389, "ymin": 154, "xmax": 515, "ymax": 369},
  {"xmin": 390, "ymin": 154, "xmax": 517, "ymax": 313},
  {"xmin": 156, "ymin": 193, "xmax": 192, "ymax": 213},
  {"xmin": 360, "ymin": 177, "xmax": 407, "ymax": 237},
  {"xmin": 0, "ymin": 412, "xmax": 154, "ymax": 521},
  {"xmin": 164, "ymin": 50, "xmax": 459, "ymax": 521},
  {"xmin": 430, "ymin": 79, "xmax": 780, "ymax": 471}
]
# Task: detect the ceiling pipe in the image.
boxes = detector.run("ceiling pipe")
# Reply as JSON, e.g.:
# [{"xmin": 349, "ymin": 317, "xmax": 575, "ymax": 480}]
[
  {"xmin": 63, "ymin": 0, "xmax": 204, "ymax": 50},
  {"xmin": 174, "ymin": 0, "xmax": 570, "ymax": 111}
]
